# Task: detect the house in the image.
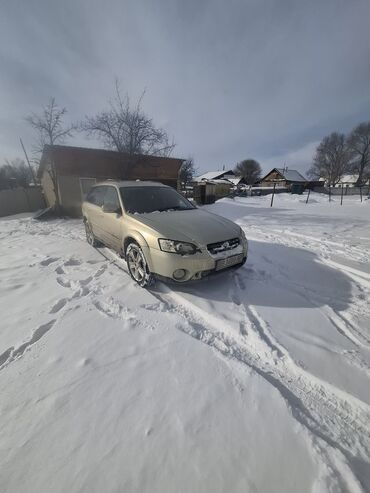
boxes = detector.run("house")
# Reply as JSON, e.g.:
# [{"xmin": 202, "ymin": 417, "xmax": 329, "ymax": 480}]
[
  {"xmin": 193, "ymin": 169, "xmax": 243, "ymax": 201},
  {"xmin": 194, "ymin": 170, "xmax": 235, "ymax": 182},
  {"xmin": 39, "ymin": 145, "xmax": 184, "ymax": 217},
  {"xmin": 226, "ymin": 176, "xmax": 247, "ymax": 187},
  {"xmin": 257, "ymin": 168, "xmax": 307, "ymax": 190},
  {"xmin": 335, "ymin": 174, "xmax": 370, "ymax": 187}
]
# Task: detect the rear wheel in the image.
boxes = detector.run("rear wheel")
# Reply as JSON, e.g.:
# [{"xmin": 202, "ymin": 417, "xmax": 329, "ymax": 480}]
[
  {"xmin": 126, "ymin": 242, "xmax": 154, "ymax": 288},
  {"xmin": 84, "ymin": 221, "xmax": 100, "ymax": 247}
]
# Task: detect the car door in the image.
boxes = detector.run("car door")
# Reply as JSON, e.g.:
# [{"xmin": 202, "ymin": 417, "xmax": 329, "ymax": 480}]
[
  {"xmin": 101, "ymin": 186, "xmax": 123, "ymax": 252},
  {"xmin": 85, "ymin": 186, "xmax": 106, "ymax": 241}
]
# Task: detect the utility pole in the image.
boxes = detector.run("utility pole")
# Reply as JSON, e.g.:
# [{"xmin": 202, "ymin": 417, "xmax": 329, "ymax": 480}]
[
  {"xmin": 306, "ymin": 188, "xmax": 311, "ymax": 204},
  {"xmin": 270, "ymin": 183, "xmax": 276, "ymax": 207},
  {"xmin": 20, "ymin": 138, "xmax": 37, "ymax": 185}
]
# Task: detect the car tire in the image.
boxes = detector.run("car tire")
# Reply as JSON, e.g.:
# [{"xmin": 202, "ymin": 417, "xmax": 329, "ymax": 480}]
[
  {"xmin": 84, "ymin": 220, "xmax": 100, "ymax": 247},
  {"xmin": 125, "ymin": 242, "xmax": 154, "ymax": 288}
]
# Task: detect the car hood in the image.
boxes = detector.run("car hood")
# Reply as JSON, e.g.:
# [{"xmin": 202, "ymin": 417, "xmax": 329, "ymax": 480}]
[{"xmin": 133, "ymin": 208, "xmax": 241, "ymax": 246}]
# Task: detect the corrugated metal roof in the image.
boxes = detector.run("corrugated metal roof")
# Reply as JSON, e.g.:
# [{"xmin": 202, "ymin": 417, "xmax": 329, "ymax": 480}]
[{"xmin": 276, "ymin": 168, "xmax": 307, "ymax": 182}]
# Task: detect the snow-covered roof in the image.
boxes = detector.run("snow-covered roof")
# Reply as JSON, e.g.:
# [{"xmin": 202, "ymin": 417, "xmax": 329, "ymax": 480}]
[
  {"xmin": 195, "ymin": 170, "xmax": 235, "ymax": 181},
  {"xmin": 227, "ymin": 177, "xmax": 243, "ymax": 185},
  {"xmin": 275, "ymin": 168, "xmax": 307, "ymax": 182},
  {"xmin": 338, "ymin": 175, "xmax": 358, "ymax": 184},
  {"xmin": 208, "ymin": 179, "xmax": 234, "ymax": 185}
]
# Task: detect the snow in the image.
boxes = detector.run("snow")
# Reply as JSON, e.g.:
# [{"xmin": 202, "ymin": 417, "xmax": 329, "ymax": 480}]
[{"xmin": 0, "ymin": 193, "xmax": 370, "ymax": 492}]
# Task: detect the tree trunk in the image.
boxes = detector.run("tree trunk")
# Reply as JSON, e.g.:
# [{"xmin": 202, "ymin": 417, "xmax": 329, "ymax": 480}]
[{"xmin": 355, "ymin": 155, "xmax": 366, "ymax": 186}]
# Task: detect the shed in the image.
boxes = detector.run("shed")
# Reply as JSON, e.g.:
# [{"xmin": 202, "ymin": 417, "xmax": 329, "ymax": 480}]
[
  {"xmin": 193, "ymin": 182, "xmax": 216, "ymax": 205},
  {"xmin": 39, "ymin": 145, "xmax": 184, "ymax": 217}
]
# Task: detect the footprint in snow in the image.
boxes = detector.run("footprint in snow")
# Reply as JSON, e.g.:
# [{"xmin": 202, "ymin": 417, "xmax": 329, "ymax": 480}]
[
  {"xmin": 141, "ymin": 302, "xmax": 167, "ymax": 312},
  {"xmin": 93, "ymin": 265, "xmax": 107, "ymax": 278},
  {"xmin": 71, "ymin": 286, "xmax": 90, "ymax": 298},
  {"xmin": 79, "ymin": 276, "xmax": 93, "ymax": 286},
  {"xmin": 40, "ymin": 257, "xmax": 59, "ymax": 266},
  {"xmin": 0, "ymin": 347, "xmax": 14, "ymax": 367},
  {"xmin": 0, "ymin": 320, "xmax": 56, "ymax": 370},
  {"xmin": 93, "ymin": 300, "xmax": 136, "ymax": 325},
  {"xmin": 64, "ymin": 258, "xmax": 81, "ymax": 267},
  {"xmin": 12, "ymin": 320, "xmax": 56, "ymax": 359},
  {"xmin": 56, "ymin": 276, "xmax": 71, "ymax": 288},
  {"xmin": 49, "ymin": 298, "xmax": 68, "ymax": 314}
]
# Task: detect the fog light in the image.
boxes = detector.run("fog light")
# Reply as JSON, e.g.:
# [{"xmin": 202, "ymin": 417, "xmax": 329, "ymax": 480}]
[{"xmin": 173, "ymin": 269, "xmax": 187, "ymax": 280}]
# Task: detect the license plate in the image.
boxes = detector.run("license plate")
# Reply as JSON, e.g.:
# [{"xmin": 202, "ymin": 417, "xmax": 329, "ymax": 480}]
[{"xmin": 216, "ymin": 253, "xmax": 244, "ymax": 271}]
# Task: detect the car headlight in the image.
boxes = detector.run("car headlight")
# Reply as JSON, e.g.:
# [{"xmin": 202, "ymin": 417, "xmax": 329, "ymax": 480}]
[
  {"xmin": 158, "ymin": 238, "xmax": 198, "ymax": 255},
  {"xmin": 240, "ymin": 228, "xmax": 248, "ymax": 248}
]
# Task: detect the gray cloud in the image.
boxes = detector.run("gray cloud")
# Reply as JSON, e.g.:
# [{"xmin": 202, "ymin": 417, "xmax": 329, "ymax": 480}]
[{"xmin": 1, "ymin": 0, "xmax": 370, "ymax": 174}]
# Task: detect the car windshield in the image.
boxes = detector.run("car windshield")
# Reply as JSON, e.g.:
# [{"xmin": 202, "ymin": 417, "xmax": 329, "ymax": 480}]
[{"xmin": 120, "ymin": 186, "xmax": 195, "ymax": 214}]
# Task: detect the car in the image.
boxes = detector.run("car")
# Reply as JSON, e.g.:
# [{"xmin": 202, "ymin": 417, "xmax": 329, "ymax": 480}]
[{"xmin": 82, "ymin": 181, "xmax": 248, "ymax": 287}]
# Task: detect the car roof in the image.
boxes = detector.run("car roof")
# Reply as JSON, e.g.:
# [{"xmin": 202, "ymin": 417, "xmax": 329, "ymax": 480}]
[{"xmin": 93, "ymin": 180, "xmax": 170, "ymax": 188}]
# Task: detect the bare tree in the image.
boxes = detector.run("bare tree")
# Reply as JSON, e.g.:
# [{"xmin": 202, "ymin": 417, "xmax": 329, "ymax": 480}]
[
  {"xmin": 80, "ymin": 81, "xmax": 175, "ymax": 157},
  {"xmin": 234, "ymin": 159, "xmax": 262, "ymax": 184},
  {"xmin": 179, "ymin": 157, "xmax": 197, "ymax": 187},
  {"xmin": 26, "ymin": 97, "xmax": 76, "ymax": 154},
  {"xmin": 308, "ymin": 133, "xmax": 351, "ymax": 187},
  {"xmin": 0, "ymin": 158, "xmax": 32, "ymax": 189},
  {"xmin": 346, "ymin": 122, "xmax": 370, "ymax": 185},
  {"xmin": 26, "ymin": 98, "xmax": 75, "ymax": 213}
]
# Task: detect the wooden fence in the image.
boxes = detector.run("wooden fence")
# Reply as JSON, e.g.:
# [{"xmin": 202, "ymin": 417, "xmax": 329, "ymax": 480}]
[
  {"xmin": 0, "ymin": 187, "xmax": 45, "ymax": 218},
  {"xmin": 313, "ymin": 186, "xmax": 370, "ymax": 196}
]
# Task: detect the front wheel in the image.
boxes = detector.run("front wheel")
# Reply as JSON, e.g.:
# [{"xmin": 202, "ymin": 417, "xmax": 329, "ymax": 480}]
[
  {"xmin": 84, "ymin": 221, "xmax": 100, "ymax": 247},
  {"xmin": 126, "ymin": 242, "xmax": 154, "ymax": 288}
]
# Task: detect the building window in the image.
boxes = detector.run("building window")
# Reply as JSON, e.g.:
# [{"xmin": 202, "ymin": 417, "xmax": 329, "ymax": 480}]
[{"xmin": 79, "ymin": 178, "xmax": 96, "ymax": 200}]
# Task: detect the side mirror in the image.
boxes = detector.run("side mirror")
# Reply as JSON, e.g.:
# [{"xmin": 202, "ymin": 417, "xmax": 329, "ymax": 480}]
[{"xmin": 102, "ymin": 203, "xmax": 121, "ymax": 214}]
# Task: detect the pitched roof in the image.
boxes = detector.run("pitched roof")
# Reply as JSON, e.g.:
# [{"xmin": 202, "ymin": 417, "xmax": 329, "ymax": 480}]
[
  {"xmin": 207, "ymin": 179, "xmax": 234, "ymax": 185},
  {"xmin": 38, "ymin": 145, "xmax": 184, "ymax": 181},
  {"xmin": 195, "ymin": 170, "xmax": 235, "ymax": 181},
  {"xmin": 338, "ymin": 174, "xmax": 358, "ymax": 183},
  {"xmin": 275, "ymin": 168, "xmax": 307, "ymax": 182},
  {"xmin": 259, "ymin": 167, "xmax": 307, "ymax": 183},
  {"xmin": 227, "ymin": 177, "xmax": 244, "ymax": 185}
]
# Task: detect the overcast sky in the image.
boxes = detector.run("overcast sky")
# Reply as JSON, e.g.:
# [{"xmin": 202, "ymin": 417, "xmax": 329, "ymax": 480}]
[{"xmin": 1, "ymin": 0, "xmax": 370, "ymax": 175}]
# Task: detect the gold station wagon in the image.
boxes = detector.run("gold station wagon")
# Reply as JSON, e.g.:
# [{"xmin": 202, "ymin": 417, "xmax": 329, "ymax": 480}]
[{"xmin": 82, "ymin": 181, "xmax": 248, "ymax": 287}]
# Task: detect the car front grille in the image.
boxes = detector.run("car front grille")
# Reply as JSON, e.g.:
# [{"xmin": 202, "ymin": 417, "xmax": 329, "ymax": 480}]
[{"xmin": 207, "ymin": 237, "xmax": 240, "ymax": 255}]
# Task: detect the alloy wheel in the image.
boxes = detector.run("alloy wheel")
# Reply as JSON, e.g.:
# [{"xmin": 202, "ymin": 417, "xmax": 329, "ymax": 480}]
[{"xmin": 126, "ymin": 243, "xmax": 154, "ymax": 287}]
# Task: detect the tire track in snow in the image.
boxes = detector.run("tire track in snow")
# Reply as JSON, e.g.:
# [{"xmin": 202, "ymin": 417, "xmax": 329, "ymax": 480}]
[
  {"xmin": 155, "ymin": 286, "xmax": 370, "ymax": 491},
  {"xmin": 94, "ymin": 245, "xmax": 370, "ymax": 490},
  {"xmin": 145, "ymin": 276, "xmax": 369, "ymax": 490},
  {"xmin": 246, "ymin": 226, "xmax": 370, "ymax": 348},
  {"xmin": 244, "ymin": 224, "xmax": 370, "ymax": 265},
  {"xmin": 259, "ymin": 251, "xmax": 370, "ymax": 349}
]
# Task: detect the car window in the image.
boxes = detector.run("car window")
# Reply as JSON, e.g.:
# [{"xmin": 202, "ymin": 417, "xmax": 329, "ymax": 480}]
[
  {"xmin": 86, "ymin": 186, "xmax": 106, "ymax": 207},
  {"xmin": 104, "ymin": 187, "xmax": 121, "ymax": 211},
  {"xmin": 120, "ymin": 186, "xmax": 195, "ymax": 214},
  {"xmin": 80, "ymin": 177, "xmax": 96, "ymax": 200}
]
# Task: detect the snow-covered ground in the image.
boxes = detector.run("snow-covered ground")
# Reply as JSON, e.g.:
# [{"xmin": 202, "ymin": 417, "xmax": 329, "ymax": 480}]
[{"xmin": 0, "ymin": 193, "xmax": 369, "ymax": 493}]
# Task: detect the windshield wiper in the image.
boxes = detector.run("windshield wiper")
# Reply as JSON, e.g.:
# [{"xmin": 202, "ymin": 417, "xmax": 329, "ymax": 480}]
[{"xmin": 157, "ymin": 206, "xmax": 185, "ymax": 212}]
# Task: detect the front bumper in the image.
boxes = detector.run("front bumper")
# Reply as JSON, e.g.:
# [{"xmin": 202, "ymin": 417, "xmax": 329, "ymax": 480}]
[{"xmin": 147, "ymin": 242, "xmax": 248, "ymax": 283}]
